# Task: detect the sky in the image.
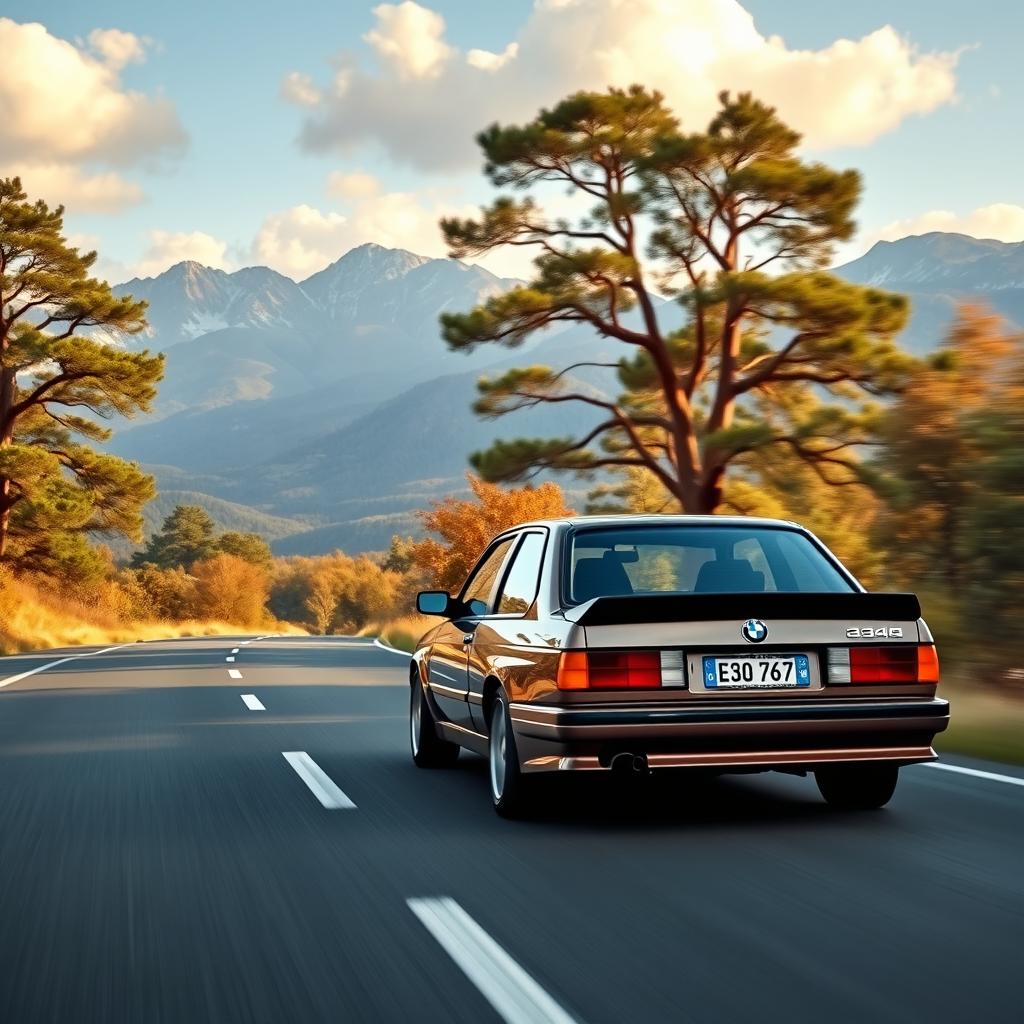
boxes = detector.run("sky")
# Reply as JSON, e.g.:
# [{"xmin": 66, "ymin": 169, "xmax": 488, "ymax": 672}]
[{"xmin": 5, "ymin": 0, "xmax": 1024, "ymax": 283}]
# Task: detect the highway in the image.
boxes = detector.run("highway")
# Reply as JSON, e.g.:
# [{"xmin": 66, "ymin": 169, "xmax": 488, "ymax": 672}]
[{"xmin": 0, "ymin": 636, "xmax": 1020, "ymax": 1023}]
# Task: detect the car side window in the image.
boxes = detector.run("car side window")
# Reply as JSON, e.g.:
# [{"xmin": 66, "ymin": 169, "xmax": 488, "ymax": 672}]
[
  {"xmin": 496, "ymin": 532, "xmax": 546, "ymax": 615},
  {"xmin": 461, "ymin": 538, "xmax": 516, "ymax": 615}
]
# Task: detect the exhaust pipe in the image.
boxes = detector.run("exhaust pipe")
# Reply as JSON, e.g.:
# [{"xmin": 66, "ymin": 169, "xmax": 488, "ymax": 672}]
[{"xmin": 610, "ymin": 752, "xmax": 649, "ymax": 775}]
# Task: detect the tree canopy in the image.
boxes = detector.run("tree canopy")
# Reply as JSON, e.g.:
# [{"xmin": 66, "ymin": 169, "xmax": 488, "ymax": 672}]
[
  {"xmin": 441, "ymin": 88, "xmax": 915, "ymax": 513},
  {"xmin": 0, "ymin": 177, "xmax": 163, "ymax": 571}
]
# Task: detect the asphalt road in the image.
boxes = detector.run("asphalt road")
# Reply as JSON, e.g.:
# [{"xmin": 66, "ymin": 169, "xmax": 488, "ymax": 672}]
[{"xmin": 0, "ymin": 636, "xmax": 1020, "ymax": 1024}]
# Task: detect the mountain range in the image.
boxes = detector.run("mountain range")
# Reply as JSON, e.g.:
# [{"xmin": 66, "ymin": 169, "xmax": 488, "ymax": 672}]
[{"xmin": 104, "ymin": 232, "xmax": 1024, "ymax": 556}]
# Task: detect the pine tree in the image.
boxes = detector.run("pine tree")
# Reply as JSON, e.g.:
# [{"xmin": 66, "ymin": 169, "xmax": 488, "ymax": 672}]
[
  {"xmin": 0, "ymin": 177, "xmax": 163, "ymax": 571},
  {"xmin": 132, "ymin": 505, "xmax": 216, "ymax": 570},
  {"xmin": 441, "ymin": 89, "xmax": 915, "ymax": 513}
]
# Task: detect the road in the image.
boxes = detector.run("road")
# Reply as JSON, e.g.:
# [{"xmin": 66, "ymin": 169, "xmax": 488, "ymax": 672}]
[{"xmin": 0, "ymin": 636, "xmax": 1020, "ymax": 1023}]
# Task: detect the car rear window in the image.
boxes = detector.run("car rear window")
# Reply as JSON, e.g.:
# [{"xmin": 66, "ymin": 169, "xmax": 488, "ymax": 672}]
[{"xmin": 567, "ymin": 525, "xmax": 854, "ymax": 602}]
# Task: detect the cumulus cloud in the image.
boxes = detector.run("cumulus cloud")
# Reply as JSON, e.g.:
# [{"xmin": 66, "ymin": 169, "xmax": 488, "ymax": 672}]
[
  {"xmin": 134, "ymin": 230, "xmax": 231, "ymax": 279},
  {"xmin": 869, "ymin": 204, "xmax": 1024, "ymax": 245},
  {"xmin": 87, "ymin": 27, "xmax": 148, "ymax": 70},
  {"xmin": 466, "ymin": 42, "xmax": 519, "ymax": 72},
  {"xmin": 364, "ymin": 2, "xmax": 453, "ymax": 80},
  {"xmin": 249, "ymin": 186, "xmax": 477, "ymax": 279},
  {"xmin": 6, "ymin": 162, "xmax": 144, "ymax": 213},
  {"xmin": 290, "ymin": 0, "xmax": 958, "ymax": 170},
  {"xmin": 281, "ymin": 70, "xmax": 322, "ymax": 107}
]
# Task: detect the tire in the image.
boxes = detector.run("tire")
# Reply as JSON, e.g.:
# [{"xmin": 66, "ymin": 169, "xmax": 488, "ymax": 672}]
[
  {"xmin": 488, "ymin": 692, "xmax": 534, "ymax": 818},
  {"xmin": 410, "ymin": 678, "xmax": 460, "ymax": 768},
  {"xmin": 815, "ymin": 763, "xmax": 899, "ymax": 810}
]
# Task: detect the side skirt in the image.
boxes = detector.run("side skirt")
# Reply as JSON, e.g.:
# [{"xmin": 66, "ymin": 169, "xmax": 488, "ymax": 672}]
[{"xmin": 438, "ymin": 720, "xmax": 489, "ymax": 757}]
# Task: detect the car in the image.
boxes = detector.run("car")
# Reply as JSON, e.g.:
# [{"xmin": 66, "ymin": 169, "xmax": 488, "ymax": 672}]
[{"xmin": 408, "ymin": 515, "xmax": 949, "ymax": 817}]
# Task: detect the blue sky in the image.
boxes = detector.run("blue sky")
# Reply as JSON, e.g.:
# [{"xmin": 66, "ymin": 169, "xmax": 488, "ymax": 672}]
[{"xmin": 5, "ymin": 0, "xmax": 1023, "ymax": 282}]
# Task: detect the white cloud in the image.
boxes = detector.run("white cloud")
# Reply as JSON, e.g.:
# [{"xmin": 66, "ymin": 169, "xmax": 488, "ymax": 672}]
[
  {"xmin": 327, "ymin": 171, "xmax": 383, "ymax": 200},
  {"xmin": 291, "ymin": 0, "xmax": 958, "ymax": 170},
  {"xmin": 364, "ymin": 2, "xmax": 453, "ymax": 80},
  {"xmin": 134, "ymin": 230, "xmax": 231, "ymax": 279},
  {"xmin": 87, "ymin": 28, "xmax": 148, "ymax": 70},
  {"xmin": 868, "ymin": 204, "xmax": 1024, "ymax": 245},
  {"xmin": 6, "ymin": 163, "xmax": 144, "ymax": 213},
  {"xmin": 281, "ymin": 70, "xmax": 322, "ymax": 107},
  {"xmin": 0, "ymin": 19, "xmax": 185, "ymax": 167},
  {"xmin": 249, "ymin": 187, "xmax": 478, "ymax": 279},
  {"xmin": 466, "ymin": 42, "xmax": 519, "ymax": 72}
]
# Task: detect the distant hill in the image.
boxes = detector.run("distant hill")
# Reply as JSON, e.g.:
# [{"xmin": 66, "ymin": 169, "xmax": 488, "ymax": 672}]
[{"xmin": 834, "ymin": 232, "xmax": 1024, "ymax": 352}]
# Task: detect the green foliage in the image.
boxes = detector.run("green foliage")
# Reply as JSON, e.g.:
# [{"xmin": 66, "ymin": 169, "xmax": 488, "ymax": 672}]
[
  {"xmin": 0, "ymin": 176, "xmax": 163, "ymax": 577},
  {"xmin": 132, "ymin": 504, "xmax": 217, "ymax": 569},
  {"xmin": 216, "ymin": 531, "xmax": 273, "ymax": 565},
  {"xmin": 441, "ymin": 89, "xmax": 916, "ymax": 513}
]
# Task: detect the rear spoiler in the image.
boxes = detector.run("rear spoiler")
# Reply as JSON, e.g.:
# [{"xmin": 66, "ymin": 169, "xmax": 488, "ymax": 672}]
[{"xmin": 564, "ymin": 592, "xmax": 922, "ymax": 627}]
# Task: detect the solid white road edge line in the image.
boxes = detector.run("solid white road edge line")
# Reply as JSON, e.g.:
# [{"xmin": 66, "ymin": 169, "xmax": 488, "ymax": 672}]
[
  {"xmin": 0, "ymin": 643, "xmax": 135, "ymax": 690},
  {"xmin": 924, "ymin": 762, "xmax": 1024, "ymax": 788},
  {"xmin": 241, "ymin": 693, "xmax": 265, "ymax": 711},
  {"xmin": 228, "ymin": 669, "xmax": 243, "ymax": 680},
  {"xmin": 282, "ymin": 752, "xmax": 356, "ymax": 810},
  {"xmin": 373, "ymin": 638, "xmax": 409, "ymax": 657},
  {"xmin": 407, "ymin": 897, "xmax": 580, "ymax": 1024}
]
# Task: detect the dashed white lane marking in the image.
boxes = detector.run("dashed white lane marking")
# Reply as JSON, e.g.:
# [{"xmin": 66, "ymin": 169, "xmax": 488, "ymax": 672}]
[
  {"xmin": 241, "ymin": 693, "xmax": 265, "ymax": 711},
  {"xmin": 231, "ymin": 647, "xmax": 240, "ymax": 654},
  {"xmin": 228, "ymin": 669, "xmax": 243, "ymax": 680},
  {"xmin": 408, "ymin": 897, "xmax": 580, "ymax": 1024},
  {"xmin": 282, "ymin": 752, "xmax": 356, "ymax": 810},
  {"xmin": 373, "ymin": 638, "xmax": 409, "ymax": 657},
  {"xmin": 226, "ymin": 656, "xmax": 235, "ymax": 663},
  {"xmin": 924, "ymin": 762, "xmax": 1024, "ymax": 788},
  {"xmin": 0, "ymin": 643, "xmax": 135, "ymax": 690}
]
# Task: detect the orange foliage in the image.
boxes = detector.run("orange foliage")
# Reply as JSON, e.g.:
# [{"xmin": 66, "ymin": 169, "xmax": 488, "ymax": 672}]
[{"xmin": 413, "ymin": 475, "xmax": 573, "ymax": 591}]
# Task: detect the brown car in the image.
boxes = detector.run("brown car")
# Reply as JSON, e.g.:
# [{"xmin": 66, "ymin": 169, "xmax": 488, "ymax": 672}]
[{"xmin": 409, "ymin": 516, "xmax": 949, "ymax": 817}]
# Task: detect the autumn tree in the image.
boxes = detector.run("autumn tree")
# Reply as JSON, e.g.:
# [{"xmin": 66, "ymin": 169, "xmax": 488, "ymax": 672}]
[
  {"xmin": 0, "ymin": 177, "xmax": 163, "ymax": 570},
  {"xmin": 412, "ymin": 474, "xmax": 573, "ymax": 591},
  {"xmin": 441, "ymin": 89, "xmax": 914, "ymax": 514},
  {"xmin": 192, "ymin": 553, "xmax": 270, "ymax": 627}
]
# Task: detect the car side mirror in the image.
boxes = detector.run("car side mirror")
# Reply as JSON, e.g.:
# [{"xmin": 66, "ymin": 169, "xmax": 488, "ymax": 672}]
[{"xmin": 417, "ymin": 590, "xmax": 454, "ymax": 617}]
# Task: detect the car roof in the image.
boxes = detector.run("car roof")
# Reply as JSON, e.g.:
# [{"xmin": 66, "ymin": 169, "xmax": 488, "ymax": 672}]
[{"xmin": 511, "ymin": 514, "xmax": 804, "ymax": 531}]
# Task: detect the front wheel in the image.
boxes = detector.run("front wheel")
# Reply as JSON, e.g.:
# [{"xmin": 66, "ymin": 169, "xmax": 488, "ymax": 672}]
[
  {"xmin": 410, "ymin": 678, "xmax": 459, "ymax": 768},
  {"xmin": 815, "ymin": 763, "xmax": 899, "ymax": 810},
  {"xmin": 488, "ymin": 693, "xmax": 533, "ymax": 818}
]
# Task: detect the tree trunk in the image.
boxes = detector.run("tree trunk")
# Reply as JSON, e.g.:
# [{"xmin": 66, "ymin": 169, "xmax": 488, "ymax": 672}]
[{"xmin": 0, "ymin": 363, "xmax": 14, "ymax": 560}]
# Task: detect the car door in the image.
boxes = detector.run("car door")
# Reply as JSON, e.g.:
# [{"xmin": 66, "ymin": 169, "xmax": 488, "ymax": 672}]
[
  {"xmin": 467, "ymin": 530, "xmax": 549, "ymax": 732},
  {"xmin": 426, "ymin": 536, "xmax": 516, "ymax": 731}
]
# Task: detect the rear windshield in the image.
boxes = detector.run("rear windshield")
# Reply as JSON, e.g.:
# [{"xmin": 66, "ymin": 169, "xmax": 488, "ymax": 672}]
[{"xmin": 567, "ymin": 525, "xmax": 854, "ymax": 602}]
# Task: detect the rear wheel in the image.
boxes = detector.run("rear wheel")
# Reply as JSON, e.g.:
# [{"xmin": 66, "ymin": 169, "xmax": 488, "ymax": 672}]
[
  {"xmin": 410, "ymin": 678, "xmax": 459, "ymax": 768},
  {"xmin": 488, "ymin": 693, "xmax": 533, "ymax": 818},
  {"xmin": 815, "ymin": 763, "xmax": 899, "ymax": 809}
]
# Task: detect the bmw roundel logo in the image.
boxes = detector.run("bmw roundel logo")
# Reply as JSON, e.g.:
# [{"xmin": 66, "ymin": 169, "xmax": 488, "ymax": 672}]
[{"xmin": 741, "ymin": 618, "xmax": 768, "ymax": 643}]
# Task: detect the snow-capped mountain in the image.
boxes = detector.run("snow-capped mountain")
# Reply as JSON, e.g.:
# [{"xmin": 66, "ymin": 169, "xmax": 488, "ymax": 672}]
[
  {"xmin": 113, "ymin": 261, "xmax": 321, "ymax": 345},
  {"xmin": 835, "ymin": 232, "xmax": 1024, "ymax": 351}
]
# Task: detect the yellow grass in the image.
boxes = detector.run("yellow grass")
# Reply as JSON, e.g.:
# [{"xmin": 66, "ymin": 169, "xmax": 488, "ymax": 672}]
[
  {"xmin": 0, "ymin": 573, "xmax": 304, "ymax": 655},
  {"xmin": 360, "ymin": 614, "xmax": 431, "ymax": 654}
]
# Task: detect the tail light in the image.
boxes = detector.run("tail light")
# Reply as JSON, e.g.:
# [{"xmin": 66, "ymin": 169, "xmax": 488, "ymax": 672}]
[
  {"xmin": 557, "ymin": 650, "xmax": 662, "ymax": 690},
  {"xmin": 828, "ymin": 644, "xmax": 939, "ymax": 684}
]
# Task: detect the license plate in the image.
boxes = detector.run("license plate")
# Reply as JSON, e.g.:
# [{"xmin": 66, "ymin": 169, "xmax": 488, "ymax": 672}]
[{"xmin": 702, "ymin": 654, "xmax": 810, "ymax": 689}]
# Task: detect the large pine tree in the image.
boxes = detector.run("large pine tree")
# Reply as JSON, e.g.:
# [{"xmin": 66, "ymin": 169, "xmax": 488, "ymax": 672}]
[
  {"xmin": 0, "ymin": 177, "xmax": 163, "ymax": 573},
  {"xmin": 441, "ymin": 88, "xmax": 916, "ymax": 514}
]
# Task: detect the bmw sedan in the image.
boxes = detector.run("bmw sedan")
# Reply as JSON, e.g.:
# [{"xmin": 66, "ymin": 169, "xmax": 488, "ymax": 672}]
[{"xmin": 408, "ymin": 516, "xmax": 949, "ymax": 817}]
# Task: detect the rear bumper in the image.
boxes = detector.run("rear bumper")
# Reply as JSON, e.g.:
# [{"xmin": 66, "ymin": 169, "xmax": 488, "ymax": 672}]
[{"xmin": 510, "ymin": 697, "xmax": 950, "ymax": 773}]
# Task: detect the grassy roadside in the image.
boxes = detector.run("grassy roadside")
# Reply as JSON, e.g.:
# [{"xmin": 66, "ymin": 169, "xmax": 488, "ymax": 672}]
[
  {"xmin": 0, "ymin": 575, "xmax": 304, "ymax": 655},
  {"xmin": 364, "ymin": 616, "xmax": 1023, "ymax": 766}
]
